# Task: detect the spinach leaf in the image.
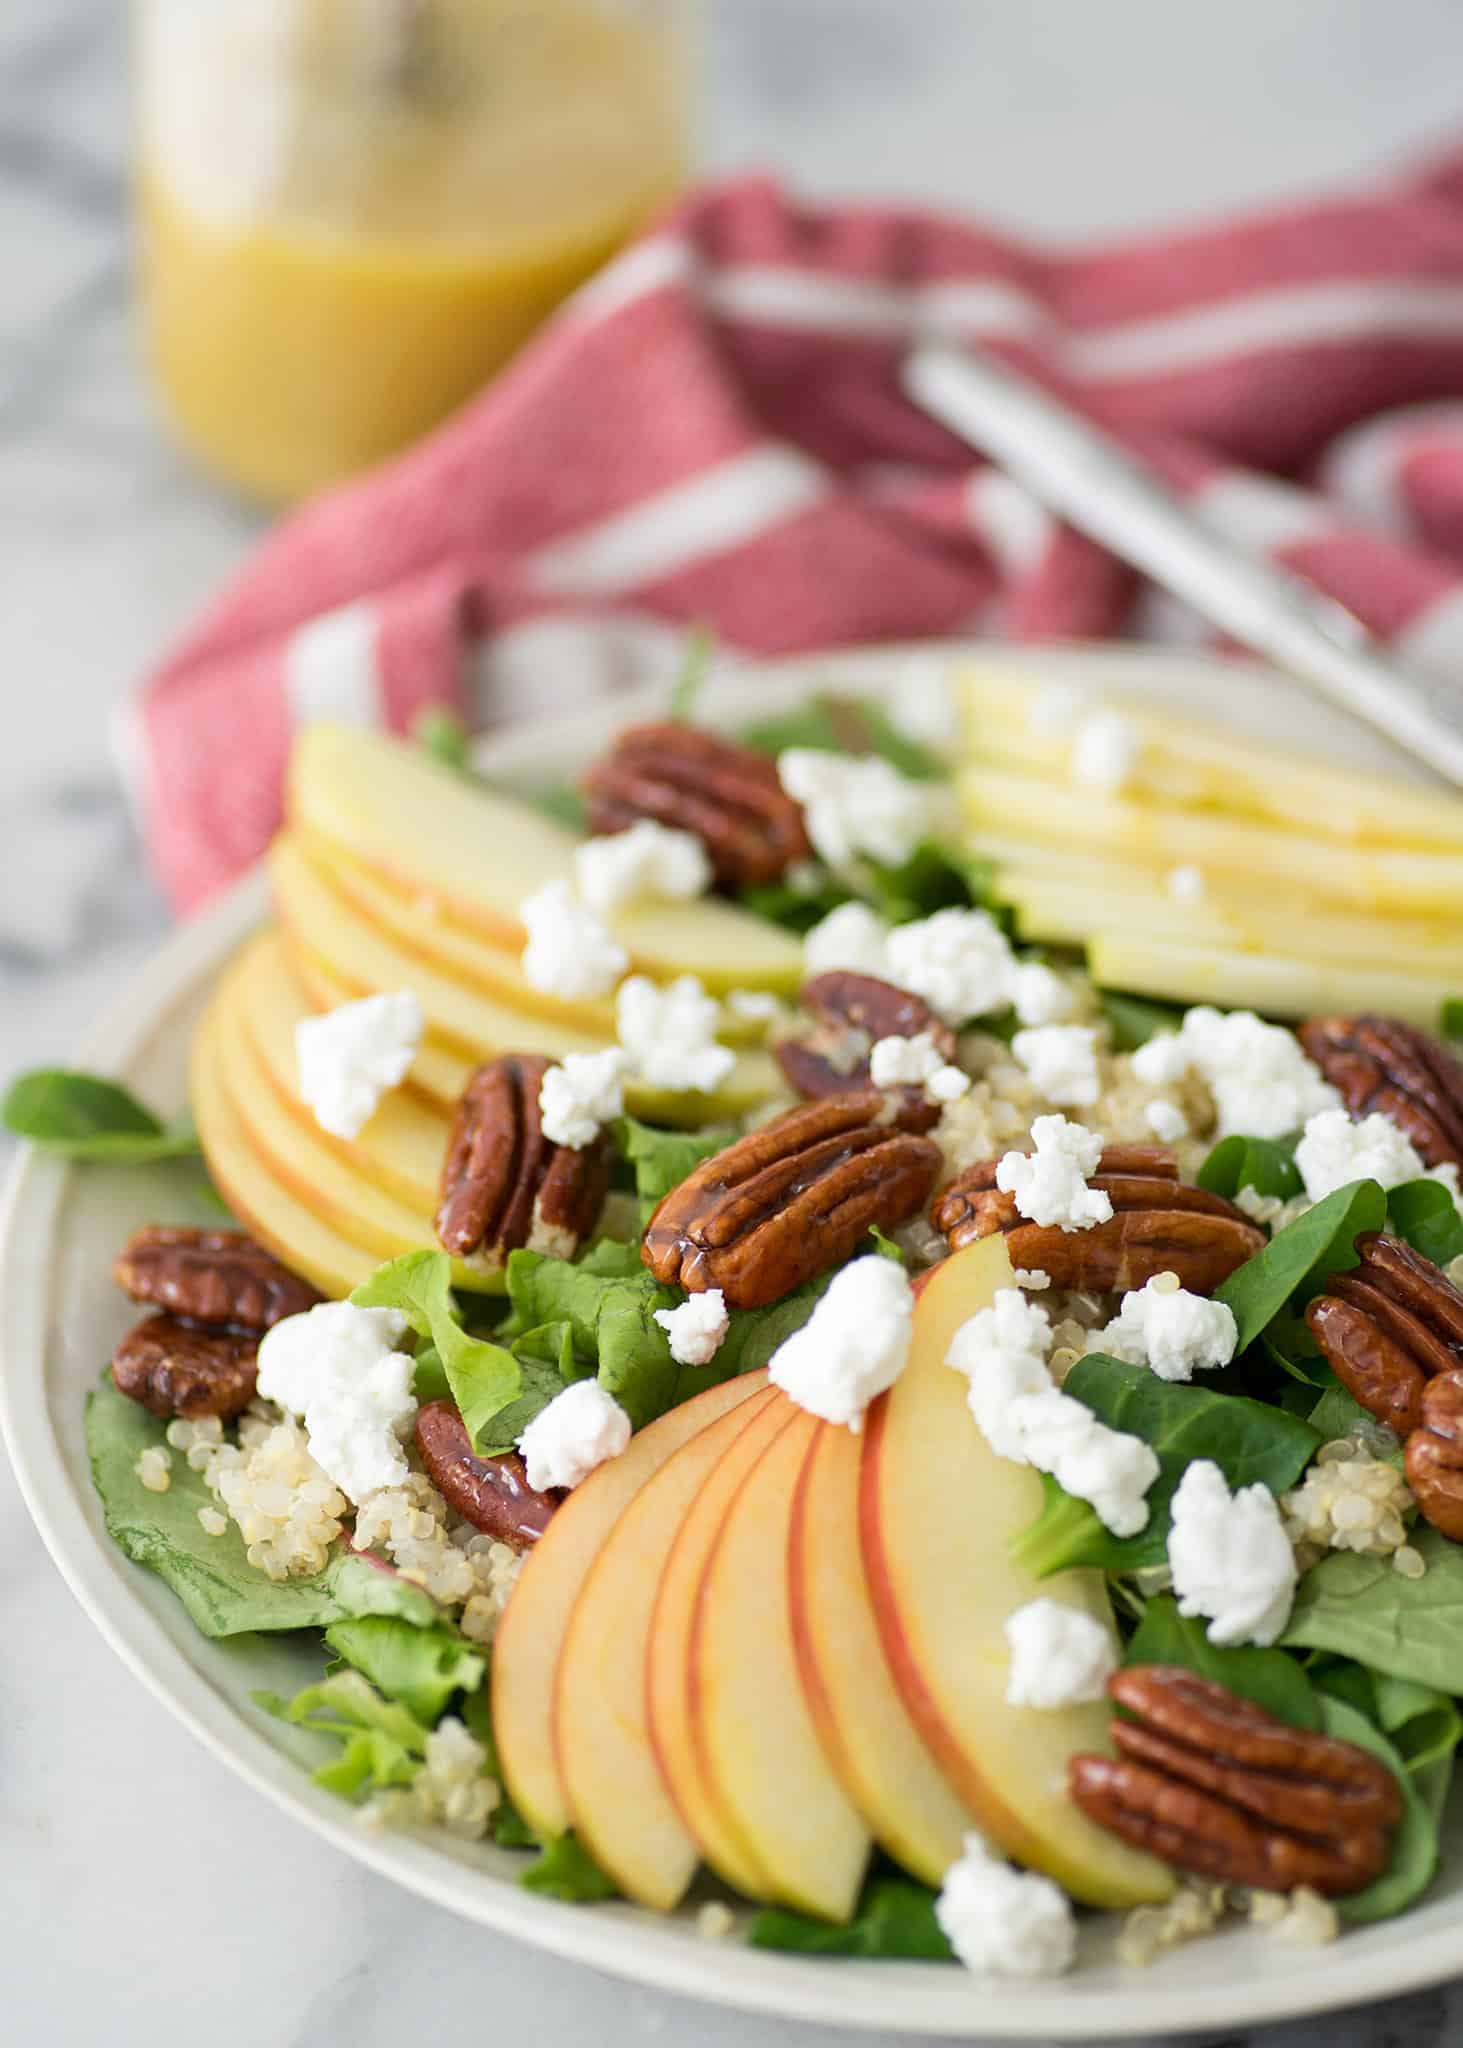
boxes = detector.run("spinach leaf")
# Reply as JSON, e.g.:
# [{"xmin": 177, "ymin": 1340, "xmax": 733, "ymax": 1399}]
[
  {"xmin": 1215, "ymin": 1180, "xmax": 1388, "ymax": 1352},
  {"xmin": 1307, "ymin": 1381, "xmax": 1397, "ymax": 1451},
  {"xmin": 1317, "ymin": 1696, "xmax": 1436, "ymax": 1923},
  {"xmin": 1099, "ymin": 991, "xmax": 1186, "ymax": 1052},
  {"xmin": 739, "ymin": 869, "xmax": 853, "ymax": 935},
  {"xmin": 411, "ymin": 705, "xmax": 472, "ymax": 774},
  {"xmin": 740, "ymin": 692, "xmax": 946, "ymax": 782},
  {"xmin": 1010, "ymin": 1357, "xmax": 1320, "ymax": 1577},
  {"xmin": 864, "ymin": 842, "xmax": 979, "ymax": 925},
  {"xmin": 1198, "ymin": 1134, "xmax": 1301, "ymax": 1202},
  {"xmin": 87, "ymin": 1373, "xmax": 438, "ymax": 1637},
  {"xmin": 614, "ymin": 1115, "xmax": 735, "ymax": 1218},
  {"xmin": 3, "ymin": 1068, "xmax": 201, "ymax": 1161},
  {"xmin": 1387, "ymin": 1179, "xmax": 1463, "ymax": 1267},
  {"xmin": 351, "ymin": 1251, "xmax": 522, "ymax": 1453},
  {"xmin": 323, "ymin": 1615, "xmax": 484, "ymax": 1725},
  {"xmin": 1283, "ymin": 1527, "xmax": 1463, "ymax": 1691},
  {"xmin": 1441, "ymin": 997, "xmax": 1463, "ymax": 1040},
  {"xmin": 1123, "ymin": 1595, "xmax": 1319, "ymax": 1728},
  {"xmin": 748, "ymin": 1876, "xmax": 952, "ymax": 1960},
  {"xmin": 518, "ymin": 1833, "xmax": 618, "ymax": 1902},
  {"xmin": 254, "ymin": 1670, "xmax": 430, "ymax": 1799},
  {"xmin": 668, "ymin": 623, "xmax": 713, "ymax": 722},
  {"xmin": 1372, "ymin": 1671, "xmax": 1462, "ymax": 1779}
]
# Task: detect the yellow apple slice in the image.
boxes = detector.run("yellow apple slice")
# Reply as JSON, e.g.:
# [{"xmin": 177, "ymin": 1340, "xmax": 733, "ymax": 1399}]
[
  {"xmin": 287, "ymin": 722, "xmax": 805, "ymax": 993},
  {"xmin": 552, "ymin": 1383, "xmax": 782, "ymax": 1907},
  {"xmin": 1089, "ymin": 931, "xmax": 1462, "ymax": 1028},
  {"xmin": 645, "ymin": 1394, "xmax": 801, "ymax": 1900},
  {"xmin": 281, "ymin": 933, "xmax": 477, "ymax": 1111},
  {"xmin": 862, "ymin": 1234, "xmax": 1173, "ymax": 1910},
  {"xmin": 690, "ymin": 1407, "xmax": 870, "ymax": 1921},
  {"xmin": 493, "ymin": 1370, "xmax": 771, "ymax": 1844},
  {"xmin": 788, "ymin": 1419, "xmax": 969, "ymax": 1886}
]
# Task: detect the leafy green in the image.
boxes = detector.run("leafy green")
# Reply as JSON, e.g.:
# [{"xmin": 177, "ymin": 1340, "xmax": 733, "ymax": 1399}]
[
  {"xmin": 503, "ymin": 1246, "xmax": 679, "ymax": 1427},
  {"xmin": 3, "ymin": 1068, "xmax": 201, "ymax": 1161},
  {"xmin": 867, "ymin": 1225, "xmax": 906, "ymax": 1265},
  {"xmin": 1123, "ymin": 1595, "xmax": 1319, "ymax": 1728},
  {"xmin": 518, "ymin": 1833, "xmax": 618, "ymax": 1902},
  {"xmin": 614, "ymin": 1115, "xmax": 735, "ymax": 1219},
  {"xmin": 739, "ymin": 868, "xmax": 852, "ymax": 935},
  {"xmin": 412, "ymin": 705, "xmax": 472, "ymax": 774},
  {"xmin": 86, "ymin": 1373, "xmax": 437, "ymax": 1636},
  {"xmin": 1440, "ymin": 996, "xmax": 1463, "ymax": 1040},
  {"xmin": 524, "ymin": 784, "xmax": 588, "ymax": 832},
  {"xmin": 748, "ymin": 1876, "xmax": 952, "ymax": 1960},
  {"xmin": 1387, "ymin": 1179, "xmax": 1463, "ymax": 1267},
  {"xmin": 1310, "ymin": 1662, "xmax": 1463, "ymax": 1782},
  {"xmin": 864, "ymin": 842, "xmax": 980, "ymax": 925},
  {"xmin": 1317, "ymin": 1696, "xmax": 1436, "ymax": 1923},
  {"xmin": 254, "ymin": 1670, "xmax": 430, "ymax": 1799},
  {"xmin": 1283, "ymin": 1526, "xmax": 1463, "ymax": 1691},
  {"xmin": 1198, "ymin": 1134, "xmax": 1301, "ymax": 1202},
  {"xmin": 1307, "ymin": 1381, "xmax": 1396, "ymax": 1451},
  {"xmin": 324, "ymin": 1616, "xmax": 484, "ymax": 1725},
  {"xmin": 668, "ymin": 622, "xmax": 713, "ymax": 722},
  {"xmin": 1010, "ymin": 1356, "xmax": 1320, "ymax": 1577},
  {"xmin": 1215, "ymin": 1180, "xmax": 1388, "ymax": 1352},
  {"xmin": 740, "ymin": 692, "xmax": 946, "ymax": 782},
  {"xmin": 352, "ymin": 1251, "xmax": 523, "ymax": 1453},
  {"xmin": 1099, "ymin": 991, "xmax": 1186, "ymax": 1051}
]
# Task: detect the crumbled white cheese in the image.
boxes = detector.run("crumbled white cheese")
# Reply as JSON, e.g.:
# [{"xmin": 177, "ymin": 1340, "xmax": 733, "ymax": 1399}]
[
  {"xmin": 654, "ymin": 1288, "xmax": 729, "ymax": 1367},
  {"xmin": 884, "ymin": 907, "xmax": 1018, "ymax": 1026},
  {"xmin": 1168, "ymin": 1459, "xmax": 1297, "ymax": 1647},
  {"xmin": 935, "ymin": 1834, "xmax": 1077, "ymax": 1978},
  {"xmin": 947, "ymin": 1287, "xmax": 1058, "ymax": 1463},
  {"xmin": 615, "ymin": 974, "xmax": 735, "ymax": 1095},
  {"xmin": 1294, "ymin": 1108, "xmax": 1425, "ymax": 1202},
  {"xmin": 519, "ymin": 879, "xmax": 629, "ymax": 1000},
  {"xmin": 295, "ymin": 990, "xmax": 424, "ymax": 1140},
  {"xmin": 777, "ymin": 749, "xmax": 931, "ymax": 870},
  {"xmin": 1131, "ymin": 1007, "xmax": 1340, "ymax": 1139},
  {"xmin": 1071, "ymin": 708, "xmax": 1140, "ymax": 792},
  {"xmin": 538, "ymin": 1049, "xmax": 628, "ymax": 1150},
  {"xmin": 518, "ymin": 1380, "xmax": 631, "ymax": 1492},
  {"xmin": 1013, "ymin": 1268, "xmax": 1051, "ymax": 1290},
  {"xmin": 768, "ymin": 1256, "xmax": 914, "ymax": 1430},
  {"xmin": 1004, "ymin": 1597, "xmax": 1118, "ymax": 1709},
  {"xmin": 255, "ymin": 1302, "xmax": 416, "ymax": 1505},
  {"xmin": 869, "ymin": 1031, "xmax": 970, "ymax": 1102},
  {"xmin": 726, "ymin": 988, "xmax": 782, "ymax": 1023},
  {"xmin": 995, "ymin": 1114, "xmax": 1113, "ymax": 1232},
  {"xmin": 1009, "ymin": 961, "xmax": 1077, "ymax": 1027},
  {"xmin": 573, "ymin": 820, "xmax": 711, "ymax": 914},
  {"xmin": 802, "ymin": 901, "xmax": 892, "ymax": 980},
  {"xmin": 1011, "ymin": 1025, "xmax": 1102, "ymax": 1108},
  {"xmin": 1096, "ymin": 1272, "xmax": 1238, "ymax": 1383},
  {"xmin": 1167, "ymin": 864, "xmax": 1206, "ymax": 903},
  {"xmin": 1144, "ymin": 1098, "xmax": 1190, "ymax": 1144}
]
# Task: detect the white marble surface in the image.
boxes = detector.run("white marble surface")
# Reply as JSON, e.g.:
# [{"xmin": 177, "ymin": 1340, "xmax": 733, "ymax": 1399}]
[{"xmin": 5, "ymin": 2, "xmax": 1463, "ymax": 2043}]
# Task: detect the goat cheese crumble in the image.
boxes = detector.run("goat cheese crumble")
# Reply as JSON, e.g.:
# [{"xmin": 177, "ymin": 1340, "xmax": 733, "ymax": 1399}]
[
  {"xmin": 1294, "ymin": 1108, "xmax": 1425, "ymax": 1202},
  {"xmin": 1071, "ymin": 708, "xmax": 1140, "ymax": 793},
  {"xmin": 1004, "ymin": 1597, "xmax": 1118, "ymax": 1710},
  {"xmin": 1096, "ymin": 1272, "xmax": 1238, "ymax": 1383},
  {"xmin": 538, "ymin": 1049, "xmax": 628, "ymax": 1150},
  {"xmin": 519, "ymin": 879, "xmax": 629, "ymax": 1000},
  {"xmin": 295, "ymin": 990, "xmax": 424, "ymax": 1140},
  {"xmin": 1168, "ymin": 1459, "xmax": 1297, "ymax": 1646},
  {"xmin": 1144, "ymin": 1098, "xmax": 1190, "ymax": 1143},
  {"xmin": 1011, "ymin": 1025, "xmax": 1102, "ymax": 1108},
  {"xmin": 768, "ymin": 1256, "xmax": 914, "ymax": 1430},
  {"xmin": 1131, "ymin": 1006, "xmax": 1340, "ymax": 1139},
  {"xmin": 518, "ymin": 1380, "xmax": 632, "ymax": 1492},
  {"xmin": 573, "ymin": 820, "xmax": 711, "ymax": 913},
  {"xmin": 935, "ymin": 1835, "xmax": 1077, "ymax": 1978},
  {"xmin": 869, "ymin": 1031, "xmax": 971, "ymax": 1102},
  {"xmin": 256, "ymin": 1302, "xmax": 416, "ymax": 1505},
  {"xmin": 1009, "ymin": 961, "xmax": 1077, "ymax": 1026},
  {"xmin": 802, "ymin": 902, "xmax": 894, "ymax": 980},
  {"xmin": 777, "ymin": 749, "xmax": 931, "ymax": 870},
  {"xmin": 885, "ymin": 907, "xmax": 1020, "ymax": 1026},
  {"xmin": 995, "ymin": 1115, "xmax": 1113, "ymax": 1232},
  {"xmin": 654, "ymin": 1288, "xmax": 730, "ymax": 1367},
  {"xmin": 616, "ymin": 974, "xmax": 735, "ymax": 1095}
]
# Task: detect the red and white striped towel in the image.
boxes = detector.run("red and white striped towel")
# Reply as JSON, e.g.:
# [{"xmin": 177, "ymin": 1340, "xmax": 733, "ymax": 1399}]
[{"xmin": 135, "ymin": 149, "xmax": 1463, "ymax": 913}]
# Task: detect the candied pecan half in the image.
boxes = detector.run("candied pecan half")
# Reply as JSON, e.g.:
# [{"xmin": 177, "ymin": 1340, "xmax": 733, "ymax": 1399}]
[
  {"xmin": 1070, "ymin": 1666, "xmax": 1402, "ymax": 1896},
  {"xmin": 437, "ymin": 1055, "xmax": 610, "ymax": 1266},
  {"xmin": 582, "ymin": 722, "xmax": 812, "ymax": 889},
  {"xmin": 1298, "ymin": 1014, "xmax": 1463, "ymax": 1170},
  {"xmin": 774, "ymin": 971, "xmax": 955, "ymax": 1102},
  {"xmin": 642, "ymin": 1089, "xmax": 942, "ymax": 1308},
  {"xmin": 113, "ymin": 1225, "xmax": 320, "ymax": 1333},
  {"xmin": 112, "ymin": 1313, "xmax": 258, "ymax": 1421},
  {"xmin": 1307, "ymin": 1232, "xmax": 1463, "ymax": 1440},
  {"xmin": 932, "ymin": 1146, "xmax": 1263, "ymax": 1294},
  {"xmin": 414, "ymin": 1401, "xmax": 560, "ymax": 1547},
  {"xmin": 1405, "ymin": 1371, "xmax": 1463, "ymax": 1541}
]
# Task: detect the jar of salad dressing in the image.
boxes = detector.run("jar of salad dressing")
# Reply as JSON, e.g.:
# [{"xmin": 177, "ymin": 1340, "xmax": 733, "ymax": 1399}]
[{"xmin": 135, "ymin": 0, "xmax": 692, "ymax": 503}]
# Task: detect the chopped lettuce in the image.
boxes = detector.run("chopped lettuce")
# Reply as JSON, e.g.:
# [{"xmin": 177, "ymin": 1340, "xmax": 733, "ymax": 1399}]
[
  {"xmin": 324, "ymin": 1615, "xmax": 485, "ymax": 1724},
  {"xmin": 518, "ymin": 1832, "xmax": 618, "ymax": 1902},
  {"xmin": 254, "ymin": 1670, "xmax": 429, "ymax": 1799},
  {"xmin": 352, "ymin": 1250, "xmax": 522, "ymax": 1453},
  {"xmin": 614, "ymin": 1116, "xmax": 735, "ymax": 1219}
]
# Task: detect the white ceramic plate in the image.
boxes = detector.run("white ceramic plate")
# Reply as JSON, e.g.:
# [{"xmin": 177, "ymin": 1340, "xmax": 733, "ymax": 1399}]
[{"xmin": 2, "ymin": 642, "xmax": 1454, "ymax": 2039}]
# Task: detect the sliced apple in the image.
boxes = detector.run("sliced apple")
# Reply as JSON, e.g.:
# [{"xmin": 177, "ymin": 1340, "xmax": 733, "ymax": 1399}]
[
  {"xmin": 552, "ymin": 1385, "xmax": 782, "ymax": 1907},
  {"xmin": 689, "ymin": 1408, "xmax": 870, "ymax": 1921},
  {"xmin": 645, "ymin": 1395, "xmax": 800, "ymax": 1900},
  {"xmin": 788, "ymin": 1419, "xmax": 970, "ymax": 1887},
  {"xmin": 1089, "ymin": 931, "xmax": 1462, "ymax": 1028},
  {"xmin": 862, "ymin": 1234, "xmax": 1173, "ymax": 1909},
  {"xmin": 287, "ymin": 722, "xmax": 805, "ymax": 993},
  {"xmin": 281, "ymin": 933, "xmax": 477, "ymax": 1111},
  {"xmin": 493, "ymin": 1371, "xmax": 771, "ymax": 1844}
]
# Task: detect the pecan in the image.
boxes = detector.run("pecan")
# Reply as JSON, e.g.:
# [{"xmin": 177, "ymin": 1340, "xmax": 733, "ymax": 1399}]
[
  {"xmin": 774, "ymin": 971, "xmax": 955, "ymax": 1103},
  {"xmin": 932, "ymin": 1146, "xmax": 1264, "ymax": 1294},
  {"xmin": 437, "ymin": 1055, "xmax": 609, "ymax": 1266},
  {"xmin": 1298, "ymin": 1014, "xmax": 1463, "ymax": 1170},
  {"xmin": 414, "ymin": 1401, "xmax": 560, "ymax": 1547},
  {"xmin": 582, "ymin": 722, "xmax": 812, "ymax": 889},
  {"xmin": 112, "ymin": 1313, "xmax": 259, "ymax": 1421},
  {"xmin": 1070, "ymin": 1666, "xmax": 1401, "ymax": 1896},
  {"xmin": 642, "ymin": 1089, "xmax": 942, "ymax": 1308},
  {"xmin": 113, "ymin": 1225, "xmax": 320, "ymax": 1333},
  {"xmin": 1306, "ymin": 1232, "xmax": 1463, "ymax": 1440},
  {"xmin": 1405, "ymin": 1371, "xmax": 1463, "ymax": 1540}
]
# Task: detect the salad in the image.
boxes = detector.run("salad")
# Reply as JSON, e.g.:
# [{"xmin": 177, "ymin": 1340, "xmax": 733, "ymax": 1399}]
[{"xmin": 17, "ymin": 654, "xmax": 1463, "ymax": 1980}]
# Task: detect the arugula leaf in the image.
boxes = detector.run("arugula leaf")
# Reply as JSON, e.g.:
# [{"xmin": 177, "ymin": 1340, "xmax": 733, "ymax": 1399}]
[
  {"xmin": 1010, "ymin": 1356, "xmax": 1320, "ymax": 1577},
  {"xmin": 1197, "ymin": 1134, "xmax": 1301, "ymax": 1202},
  {"xmin": 748, "ymin": 1876, "xmax": 952, "ymax": 1959},
  {"xmin": 1440, "ymin": 997, "xmax": 1463, "ymax": 1040},
  {"xmin": 614, "ymin": 1116, "xmax": 735, "ymax": 1219},
  {"xmin": 1215, "ymin": 1180, "xmax": 1388, "ymax": 1352},
  {"xmin": 254, "ymin": 1670, "xmax": 429, "ymax": 1799},
  {"xmin": 351, "ymin": 1251, "xmax": 522, "ymax": 1453},
  {"xmin": 1283, "ymin": 1526, "xmax": 1463, "ymax": 1691},
  {"xmin": 1316, "ymin": 1696, "xmax": 1436, "ymax": 1923},
  {"xmin": 3, "ymin": 1069, "xmax": 201, "ymax": 1161},
  {"xmin": 1123, "ymin": 1595, "xmax": 1319, "ymax": 1727},
  {"xmin": 1099, "ymin": 991, "xmax": 1186, "ymax": 1052},
  {"xmin": 86, "ymin": 1373, "xmax": 438, "ymax": 1636},
  {"xmin": 668, "ymin": 623, "xmax": 713, "ymax": 722},
  {"xmin": 324, "ymin": 1616, "xmax": 484, "ymax": 1725},
  {"xmin": 412, "ymin": 705, "xmax": 472, "ymax": 774},
  {"xmin": 1386, "ymin": 1179, "xmax": 1463, "ymax": 1267},
  {"xmin": 518, "ymin": 1833, "xmax": 618, "ymax": 1902},
  {"xmin": 740, "ymin": 692, "xmax": 946, "ymax": 782}
]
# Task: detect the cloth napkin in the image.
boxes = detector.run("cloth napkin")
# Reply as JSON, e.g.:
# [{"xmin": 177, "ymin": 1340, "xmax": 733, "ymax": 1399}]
[{"xmin": 134, "ymin": 149, "xmax": 1463, "ymax": 914}]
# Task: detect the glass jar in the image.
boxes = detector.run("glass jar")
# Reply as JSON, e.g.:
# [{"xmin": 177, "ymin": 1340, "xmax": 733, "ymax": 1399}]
[{"xmin": 135, "ymin": 0, "xmax": 692, "ymax": 503}]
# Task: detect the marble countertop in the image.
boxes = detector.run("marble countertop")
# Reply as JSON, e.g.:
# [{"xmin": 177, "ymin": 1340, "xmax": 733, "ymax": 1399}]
[{"xmin": 5, "ymin": 3, "xmax": 1463, "ymax": 2043}]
